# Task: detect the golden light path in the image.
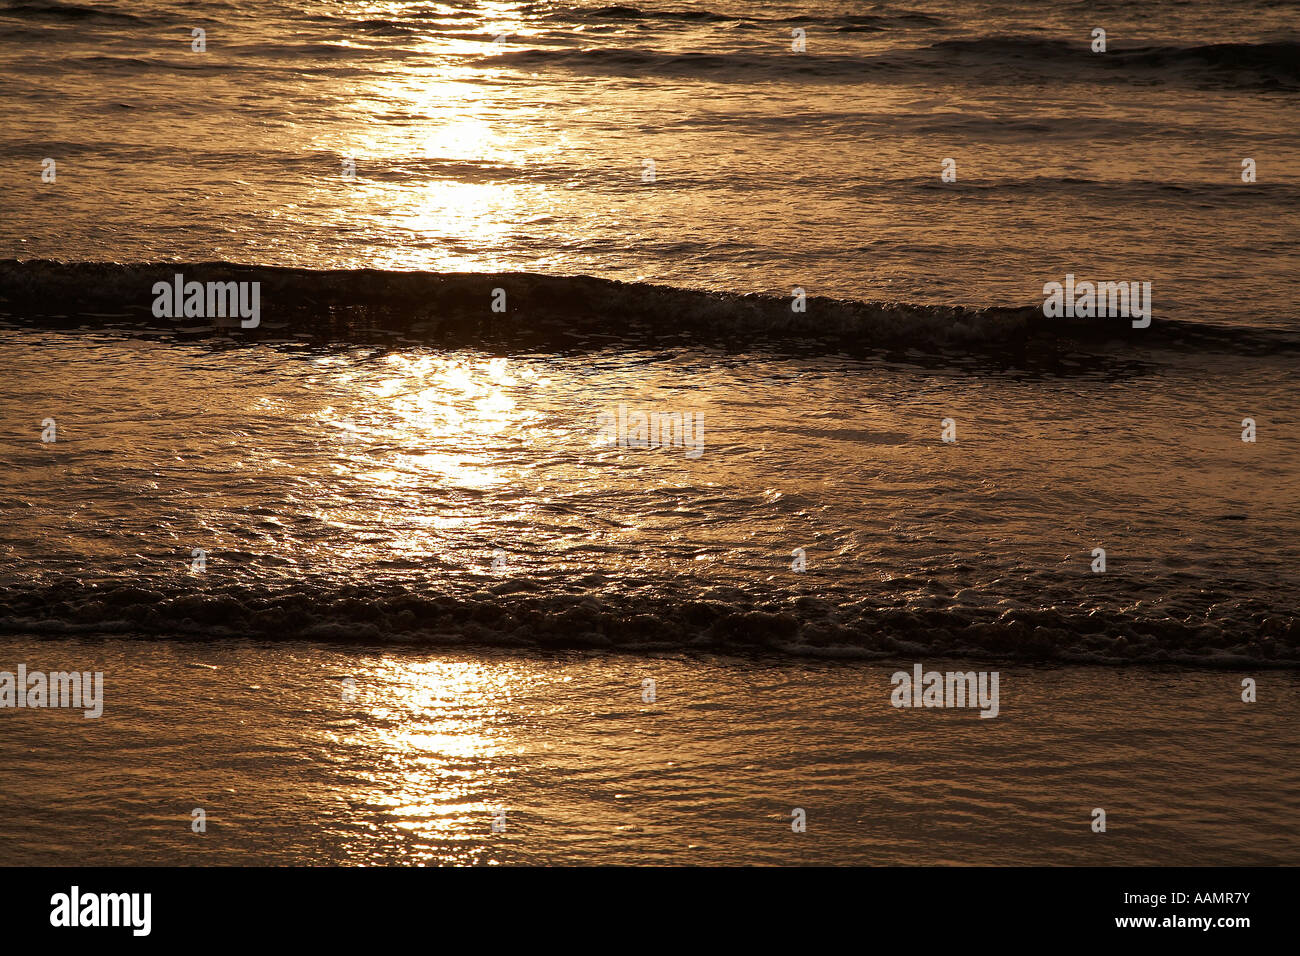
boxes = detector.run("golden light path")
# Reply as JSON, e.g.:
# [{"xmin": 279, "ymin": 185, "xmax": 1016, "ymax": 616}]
[
  {"xmin": 326, "ymin": 655, "xmax": 524, "ymax": 864},
  {"xmin": 324, "ymin": 15, "xmax": 552, "ymax": 273}
]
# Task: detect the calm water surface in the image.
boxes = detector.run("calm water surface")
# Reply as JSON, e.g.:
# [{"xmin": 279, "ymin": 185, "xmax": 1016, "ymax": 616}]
[{"xmin": 2, "ymin": 638, "xmax": 1296, "ymax": 865}]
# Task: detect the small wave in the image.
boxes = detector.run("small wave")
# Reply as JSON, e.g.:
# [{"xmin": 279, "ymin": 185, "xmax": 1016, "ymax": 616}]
[
  {"xmin": 485, "ymin": 46, "xmax": 886, "ymax": 80},
  {"xmin": 902, "ymin": 175, "xmax": 1300, "ymax": 202},
  {"xmin": 1112, "ymin": 40, "xmax": 1300, "ymax": 79},
  {"xmin": 0, "ymin": 0, "xmax": 142, "ymax": 21},
  {"xmin": 483, "ymin": 37, "xmax": 1300, "ymax": 89},
  {"xmin": 1, "ymin": 260, "xmax": 1296, "ymax": 357},
  {"xmin": 585, "ymin": 4, "xmax": 732, "ymax": 22},
  {"xmin": 534, "ymin": 5, "xmax": 944, "ymax": 28},
  {"xmin": 927, "ymin": 36, "xmax": 1300, "ymax": 85},
  {"xmin": 0, "ymin": 577, "xmax": 1292, "ymax": 667}
]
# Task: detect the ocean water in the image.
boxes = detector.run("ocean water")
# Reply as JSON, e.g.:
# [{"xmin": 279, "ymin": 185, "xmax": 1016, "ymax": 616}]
[
  {"xmin": 3, "ymin": 0, "xmax": 1299, "ymax": 322},
  {"xmin": 2, "ymin": 638, "xmax": 1297, "ymax": 865},
  {"xmin": 1, "ymin": 318, "xmax": 1297, "ymax": 664},
  {"xmin": 1, "ymin": 0, "xmax": 1298, "ymax": 865}
]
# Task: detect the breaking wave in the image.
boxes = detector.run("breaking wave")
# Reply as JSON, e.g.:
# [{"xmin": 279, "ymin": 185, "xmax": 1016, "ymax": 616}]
[{"xmin": 1, "ymin": 578, "xmax": 1293, "ymax": 667}]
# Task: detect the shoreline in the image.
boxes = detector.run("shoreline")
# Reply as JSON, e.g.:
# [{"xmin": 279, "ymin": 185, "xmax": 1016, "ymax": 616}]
[{"xmin": 2, "ymin": 630, "xmax": 1297, "ymax": 670}]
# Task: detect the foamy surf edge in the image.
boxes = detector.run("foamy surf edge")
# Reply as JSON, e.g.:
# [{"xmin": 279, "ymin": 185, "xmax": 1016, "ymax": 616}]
[{"xmin": 1, "ymin": 579, "xmax": 1294, "ymax": 668}]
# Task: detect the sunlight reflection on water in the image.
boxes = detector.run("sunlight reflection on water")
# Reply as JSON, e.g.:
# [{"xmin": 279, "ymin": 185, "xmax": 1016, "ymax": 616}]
[
  {"xmin": 330, "ymin": 656, "xmax": 519, "ymax": 864},
  {"xmin": 2, "ymin": 640, "xmax": 1296, "ymax": 866}
]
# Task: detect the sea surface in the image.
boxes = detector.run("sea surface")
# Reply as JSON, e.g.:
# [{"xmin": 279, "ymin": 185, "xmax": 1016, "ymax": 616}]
[
  {"xmin": 1, "ymin": 0, "xmax": 1298, "ymax": 864},
  {"xmin": 2, "ymin": 638, "xmax": 1297, "ymax": 865},
  {"xmin": 2, "ymin": 0, "xmax": 1299, "ymax": 322}
]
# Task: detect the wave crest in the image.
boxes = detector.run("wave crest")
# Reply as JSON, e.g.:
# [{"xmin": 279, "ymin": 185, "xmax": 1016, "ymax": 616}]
[
  {"xmin": 3, "ymin": 260, "xmax": 1296, "ymax": 356},
  {"xmin": 0, "ymin": 577, "xmax": 1292, "ymax": 667}
]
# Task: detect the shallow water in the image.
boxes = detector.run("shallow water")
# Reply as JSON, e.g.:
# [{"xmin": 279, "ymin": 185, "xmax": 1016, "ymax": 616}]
[
  {"xmin": 2, "ymin": 327, "xmax": 1296, "ymax": 663},
  {"xmin": 1, "ymin": 638, "xmax": 1296, "ymax": 865}
]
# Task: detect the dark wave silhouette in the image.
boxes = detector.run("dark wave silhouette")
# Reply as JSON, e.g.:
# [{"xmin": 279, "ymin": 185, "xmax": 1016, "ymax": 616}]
[
  {"xmin": 483, "ymin": 37, "xmax": 1300, "ymax": 88},
  {"xmin": 1, "ymin": 576, "xmax": 1292, "ymax": 666},
  {"xmin": 0, "ymin": 0, "xmax": 142, "ymax": 20},
  {"xmin": 930, "ymin": 36, "xmax": 1300, "ymax": 82},
  {"xmin": 541, "ymin": 4, "xmax": 945, "ymax": 27},
  {"xmin": 2, "ymin": 260, "xmax": 1296, "ymax": 356}
]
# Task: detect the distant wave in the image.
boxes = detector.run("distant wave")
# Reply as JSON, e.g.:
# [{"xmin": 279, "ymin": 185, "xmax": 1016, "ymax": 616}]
[
  {"xmin": 0, "ymin": 0, "xmax": 942, "ymax": 36},
  {"xmin": 0, "ymin": 577, "xmax": 1292, "ymax": 667},
  {"xmin": 0, "ymin": 0, "xmax": 142, "ymax": 21},
  {"xmin": 534, "ymin": 4, "xmax": 945, "ymax": 28},
  {"xmin": 0, "ymin": 0, "xmax": 944, "ymax": 32},
  {"xmin": 9, "ymin": 0, "xmax": 1294, "ymax": 92},
  {"xmin": 930, "ymin": 36, "xmax": 1300, "ymax": 82},
  {"xmin": 2, "ymin": 260, "xmax": 1297, "ymax": 356},
  {"xmin": 484, "ymin": 38, "xmax": 1300, "ymax": 88},
  {"xmin": 487, "ymin": 46, "xmax": 898, "ymax": 80}
]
